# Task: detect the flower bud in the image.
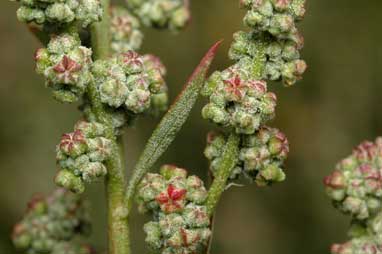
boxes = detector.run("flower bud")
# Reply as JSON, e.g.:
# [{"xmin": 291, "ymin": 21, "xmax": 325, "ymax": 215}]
[
  {"xmin": 55, "ymin": 170, "xmax": 85, "ymax": 194},
  {"xmin": 59, "ymin": 130, "xmax": 87, "ymax": 158},
  {"xmin": 45, "ymin": 3, "xmax": 75, "ymax": 23},
  {"xmin": 144, "ymin": 222, "xmax": 162, "ymax": 249},
  {"xmin": 160, "ymin": 164, "xmax": 187, "ymax": 180}
]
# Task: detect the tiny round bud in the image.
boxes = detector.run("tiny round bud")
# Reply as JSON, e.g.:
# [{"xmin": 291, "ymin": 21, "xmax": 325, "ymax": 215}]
[{"xmin": 55, "ymin": 170, "xmax": 85, "ymax": 194}]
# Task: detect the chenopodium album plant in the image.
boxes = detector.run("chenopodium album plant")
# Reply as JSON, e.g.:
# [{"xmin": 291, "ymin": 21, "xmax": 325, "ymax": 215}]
[
  {"xmin": 10, "ymin": 0, "xmax": 306, "ymax": 254},
  {"xmin": 325, "ymin": 138, "xmax": 382, "ymax": 254}
]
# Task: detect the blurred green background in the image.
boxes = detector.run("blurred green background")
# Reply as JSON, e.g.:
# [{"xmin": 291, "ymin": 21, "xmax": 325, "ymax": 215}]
[{"xmin": 1, "ymin": 0, "xmax": 382, "ymax": 253}]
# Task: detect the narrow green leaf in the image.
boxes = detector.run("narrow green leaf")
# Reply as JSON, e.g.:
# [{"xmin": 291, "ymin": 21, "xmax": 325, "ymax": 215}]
[{"xmin": 125, "ymin": 41, "xmax": 222, "ymax": 212}]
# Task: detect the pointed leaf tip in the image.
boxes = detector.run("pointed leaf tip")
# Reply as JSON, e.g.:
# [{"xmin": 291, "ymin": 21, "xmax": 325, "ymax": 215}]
[{"xmin": 187, "ymin": 40, "xmax": 223, "ymax": 83}]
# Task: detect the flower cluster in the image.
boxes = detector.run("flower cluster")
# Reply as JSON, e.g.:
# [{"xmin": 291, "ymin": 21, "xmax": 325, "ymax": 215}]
[
  {"xmin": 201, "ymin": 64, "xmax": 277, "ymax": 135},
  {"xmin": 201, "ymin": 0, "xmax": 306, "ymax": 189},
  {"xmin": 92, "ymin": 51, "xmax": 168, "ymax": 115},
  {"xmin": 35, "ymin": 33, "xmax": 93, "ymax": 103},
  {"xmin": 136, "ymin": 165, "xmax": 211, "ymax": 254},
  {"xmin": 324, "ymin": 138, "xmax": 382, "ymax": 220},
  {"xmin": 15, "ymin": 0, "xmax": 102, "ymax": 27},
  {"xmin": 240, "ymin": 0, "xmax": 306, "ymax": 41},
  {"xmin": 330, "ymin": 211, "xmax": 382, "ymax": 254},
  {"xmin": 110, "ymin": 6, "xmax": 144, "ymax": 55},
  {"xmin": 324, "ymin": 138, "xmax": 382, "ymax": 254},
  {"xmin": 126, "ymin": 0, "xmax": 190, "ymax": 30},
  {"xmin": 227, "ymin": 0, "xmax": 307, "ymax": 86},
  {"xmin": 12, "ymin": 189, "xmax": 92, "ymax": 254},
  {"xmin": 229, "ymin": 31, "xmax": 306, "ymax": 86},
  {"xmin": 205, "ymin": 126, "xmax": 289, "ymax": 186},
  {"xmin": 55, "ymin": 121, "xmax": 112, "ymax": 194}
]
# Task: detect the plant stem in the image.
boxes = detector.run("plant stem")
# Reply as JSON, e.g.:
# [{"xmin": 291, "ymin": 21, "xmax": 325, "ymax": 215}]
[
  {"xmin": 205, "ymin": 133, "xmax": 240, "ymax": 216},
  {"xmin": 89, "ymin": 1, "xmax": 130, "ymax": 254}
]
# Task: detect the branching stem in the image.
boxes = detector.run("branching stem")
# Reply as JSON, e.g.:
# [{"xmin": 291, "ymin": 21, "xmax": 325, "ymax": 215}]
[{"xmin": 89, "ymin": 1, "xmax": 130, "ymax": 253}]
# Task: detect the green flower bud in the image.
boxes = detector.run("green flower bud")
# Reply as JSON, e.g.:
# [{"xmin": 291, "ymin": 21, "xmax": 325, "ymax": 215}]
[
  {"xmin": 144, "ymin": 222, "xmax": 162, "ymax": 249},
  {"xmin": 183, "ymin": 204, "xmax": 210, "ymax": 228},
  {"xmin": 76, "ymin": 0, "xmax": 103, "ymax": 27},
  {"xmin": 81, "ymin": 161, "xmax": 107, "ymax": 182},
  {"xmin": 87, "ymin": 137, "xmax": 113, "ymax": 162},
  {"xmin": 126, "ymin": 0, "xmax": 190, "ymax": 31},
  {"xmin": 74, "ymin": 120, "xmax": 106, "ymax": 138},
  {"xmin": 35, "ymin": 33, "xmax": 93, "ymax": 103},
  {"xmin": 58, "ymin": 130, "xmax": 87, "ymax": 158},
  {"xmin": 55, "ymin": 170, "xmax": 85, "ymax": 194},
  {"xmin": 160, "ymin": 164, "xmax": 187, "ymax": 180},
  {"xmin": 186, "ymin": 176, "xmax": 208, "ymax": 204},
  {"xmin": 17, "ymin": 6, "xmax": 45, "ymax": 24},
  {"xmin": 110, "ymin": 6, "xmax": 143, "ymax": 54},
  {"xmin": 45, "ymin": 3, "xmax": 75, "ymax": 23},
  {"xmin": 205, "ymin": 126, "xmax": 289, "ymax": 186}
]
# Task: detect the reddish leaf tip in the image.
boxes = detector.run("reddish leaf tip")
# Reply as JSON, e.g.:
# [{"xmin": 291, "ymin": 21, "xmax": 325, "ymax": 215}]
[{"xmin": 186, "ymin": 40, "xmax": 222, "ymax": 84}]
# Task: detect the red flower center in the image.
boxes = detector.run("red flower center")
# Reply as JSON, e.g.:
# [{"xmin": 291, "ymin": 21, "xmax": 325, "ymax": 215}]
[
  {"xmin": 224, "ymin": 75, "xmax": 246, "ymax": 99},
  {"xmin": 155, "ymin": 184, "xmax": 187, "ymax": 212}
]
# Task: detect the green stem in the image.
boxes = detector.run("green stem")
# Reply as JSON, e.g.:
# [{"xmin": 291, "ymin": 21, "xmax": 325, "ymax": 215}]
[
  {"xmin": 205, "ymin": 133, "xmax": 240, "ymax": 216},
  {"xmin": 89, "ymin": 1, "xmax": 130, "ymax": 254}
]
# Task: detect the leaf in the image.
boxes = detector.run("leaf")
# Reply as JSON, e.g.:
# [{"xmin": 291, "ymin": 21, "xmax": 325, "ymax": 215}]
[{"xmin": 125, "ymin": 41, "xmax": 222, "ymax": 211}]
